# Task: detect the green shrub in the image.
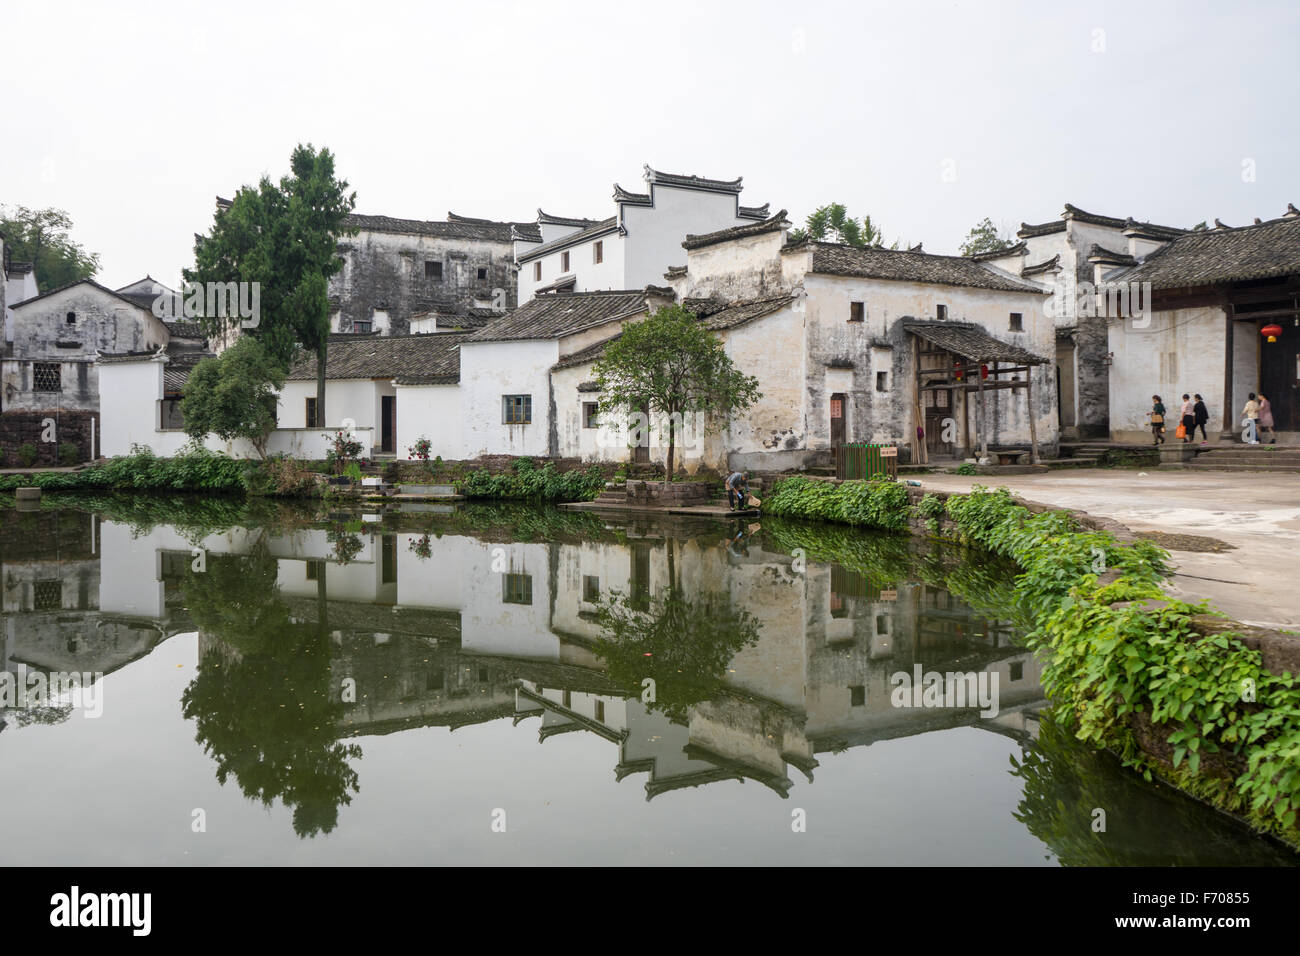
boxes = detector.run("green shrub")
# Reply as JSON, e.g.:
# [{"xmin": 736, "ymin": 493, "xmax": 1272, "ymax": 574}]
[
  {"xmin": 58, "ymin": 442, "xmax": 80, "ymax": 466},
  {"xmin": 955, "ymin": 462, "xmax": 977, "ymax": 475},
  {"xmin": 18, "ymin": 443, "xmax": 38, "ymax": 467},
  {"xmin": 457, "ymin": 462, "xmax": 604, "ymax": 501},
  {"xmin": 763, "ymin": 476, "xmax": 909, "ymax": 532}
]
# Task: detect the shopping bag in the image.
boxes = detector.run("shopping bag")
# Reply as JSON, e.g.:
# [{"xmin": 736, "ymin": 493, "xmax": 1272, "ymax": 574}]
[
  {"xmin": 746, "ymin": 494, "xmax": 761, "ymax": 508},
  {"xmin": 1175, "ymin": 423, "xmax": 1186, "ymax": 439}
]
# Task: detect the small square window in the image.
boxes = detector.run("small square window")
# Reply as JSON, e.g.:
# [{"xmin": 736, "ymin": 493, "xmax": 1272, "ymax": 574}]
[
  {"xmin": 33, "ymin": 362, "xmax": 61, "ymax": 392},
  {"xmin": 849, "ymin": 301, "xmax": 864, "ymax": 322},
  {"xmin": 352, "ymin": 319, "xmax": 371, "ymax": 334},
  {"xmin": 477, "ymin": 267, "xmax": 488, "ymax": 280},
  {"xmin": 305, "ymin": 559, "xmax": 324, "ymax": 581},
  {"xmin": 503, "ymin": 573, "xmax": 533, "ymax": 605},
  {"xmin": 582, "ymin": 402, "xmax": 599, "ymax": 428},
  {"xmin": 593, "ymin": 241, "xmax": 603, "ymax": 265},
  {"xmin": 427, "ymin": 670, "xmax": 445, "ymax": 691},
  {"xmin": 561, "ymin": 251, "xmax": 570, "ymax": 272},
  {"xmin": 1009, "ymin": 661, "xmax": 1024, "ymax": 682},
  {"xmin": 850, "ymin": 685, "xmax": 866, "ymax": 707},
  {"xmin": 503, "ymin": 394, "xmax": 532, "ymax": 425},
  {"xmin": 65, "ymin": 311, "xmax": 76, "ymax": 325},
  {"xmin": 478, "ymin": 667, "xmax": 489, "ymax": 682},
  {"xmin": 936, "ymin": 304, "xmax": 948, "ymax": 321},
  {"xmin": 583, "ymin": 575, "xmax": 600, "ymax": 602},
  {"xmin": 1009, "ymin": 312, "xmax": 1023, "ymax": 332},
  {"xmin": 425, "ymin": 260, "xmax": 443, "ymax": 280},
  {"xmin": 305, "ymin": 397, "xmax": 319, "ymax": 428},
  {"xmin": 876, "ymin": 371, "xmax": 889, "ymax": 392},
  {"xmin": 533, "ymin": 262, "xmax": 541, "ymax": 281},
  {"xmin": 34, "ymin": 580, "xmax": 62, "ymax": 611}
]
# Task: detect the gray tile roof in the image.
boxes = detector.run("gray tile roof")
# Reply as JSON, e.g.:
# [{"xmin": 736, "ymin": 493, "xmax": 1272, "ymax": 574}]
[
  {"xmin": 515, "ymin": 217, "xmax": 618, "ymax": 264},
  {"xmin": 537, "ymin": 209, "xmax": 600, "ymax": 228},
  {"xmin": 551, "ymin": 294, "xmax": 794, "ymax": 370},
  {"xmin": 1088, "ymin": 244, "xmax": 1136, "ymax": 266},
  {"xmin": 287, "ymin": 332, "xmax": 472, "ymax": 383},
  {"xmin": 738, "ymin": 203, "xmax": 770, "ymax": 220},
  {"xmin": 788, "ymin": 241, "xmax": 1046, "ymax": 293},
  {"xmin": 1021, "ymin": 254, "xmax": 1061, "ymax": 277},
  {"xmin": 1119, "ymin": 215, "xmax": 1300, "ymax": 289},
  {"xmin": 166, "ymin": 319, "xmax": 207, "ymax": 340},
  {"xmin": 644, "ymin": 166, "xmax": 743, "ymax": 194},
  {"xmin": 682, "ymin": 209, "xmax": 789, "ymax": 251},
  {"xmin": 1017, "ymin": 204, "xmax": 1187, "ymax": 241},
  {"xmin": 613, "ymin": 184, "xmax": 651, "ymax": 205},
  {"xmin": 903, "ymin": 320, "xmax": 1048, "ymax": 364},
  {"xmin": 467, "ymin": 290, "xmax": 647, "ymax": 343},
  {"xmin": 344, "ymin": 212, "xmax": 539, "ymax": 242},
  {"xmin": 967, "ymin": 241, "xmax": 1026, "ymax": 261}
]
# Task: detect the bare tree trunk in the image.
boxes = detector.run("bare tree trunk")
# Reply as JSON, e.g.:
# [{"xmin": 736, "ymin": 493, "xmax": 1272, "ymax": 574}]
[
  {"xmin": 316, "ymin": 342, "xmax": 327, "ymax": 427},
  {"xmin": 666, "ymin": 414, "xmax": 676, "ymax": 480}
]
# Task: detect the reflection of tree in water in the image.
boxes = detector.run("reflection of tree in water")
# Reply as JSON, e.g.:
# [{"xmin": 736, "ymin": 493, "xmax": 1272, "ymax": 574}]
[
  {"xmin": 180, "ymin": 545, "xmax": 360, "ymax": 838},
  {"xmin": 594, "ymin": 585, "xmax": 761, "ymax": 724},
  {"xmin": 1010, "ymin": 713, "xmax": 1300, "ymax": 865}
]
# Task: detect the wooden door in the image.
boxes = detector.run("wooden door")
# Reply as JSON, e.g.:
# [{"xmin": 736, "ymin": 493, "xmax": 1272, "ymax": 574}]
[
  {"xmin": 924, "ymin": 385, "xmax": 955, "ymax": 456},
  {"xmin": 830, "ymin": 393, "xmax": 846, "ymax": 461},
  {"xmin": 1259, "ymin": 332, "xmax": 1299, "ymax": 431},
  {"xmin": 381, "ymin": 395, "xmax": 396, "ymax": 453},
  {"xmin": 633, "ymin": 401, "xmax": 650, "ymax": 463}
]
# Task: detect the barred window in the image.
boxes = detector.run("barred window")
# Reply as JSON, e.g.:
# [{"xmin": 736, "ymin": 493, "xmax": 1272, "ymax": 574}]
[
  {"xmin": 33, "ymin": 362, "xmax": 61, "ymax": 392},
  {"xmin": 502, "ymin": 573, "xmax": 533, "ymax": 605},
  {"xmin": 503, "ymin": 394, "xmax": 531, "ymax": 425},
  {"xmin": 34, "ymin": 580, "xmax": 62, "ymax": 611}
]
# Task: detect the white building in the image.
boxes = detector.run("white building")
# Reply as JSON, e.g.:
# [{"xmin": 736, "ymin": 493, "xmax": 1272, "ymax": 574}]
[{"xmin": 513, "ymin": 166, "xmax": 771, "ymax": 303}]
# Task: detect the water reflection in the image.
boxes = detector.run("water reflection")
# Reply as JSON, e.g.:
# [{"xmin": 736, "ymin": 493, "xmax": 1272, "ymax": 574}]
[{"xmin": 0, "ymin": 502, "xmax": 1295, "ymax": 864}]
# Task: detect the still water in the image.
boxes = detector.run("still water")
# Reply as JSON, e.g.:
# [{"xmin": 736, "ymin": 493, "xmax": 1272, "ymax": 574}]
[{"xmin": 0, "ymin": 500, "xmax": 1295, "ymax": 866}]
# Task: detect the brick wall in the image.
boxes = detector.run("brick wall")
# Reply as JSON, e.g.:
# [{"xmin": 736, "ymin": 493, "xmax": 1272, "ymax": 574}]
[{"xmin": 0, "ymin": 410, "xmax": 99, "ymax": 466}]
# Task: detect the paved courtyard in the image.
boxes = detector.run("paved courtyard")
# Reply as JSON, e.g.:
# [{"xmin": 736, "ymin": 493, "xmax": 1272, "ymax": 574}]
[{"xmin": 915, "ymin": 469, "xmax": 1300, "ymax": 630}]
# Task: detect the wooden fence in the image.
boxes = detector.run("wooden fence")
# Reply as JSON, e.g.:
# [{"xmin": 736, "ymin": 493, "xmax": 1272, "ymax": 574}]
[{"xmin": 835, "ymin": 443, "xmax": 900, "ymax": 481}]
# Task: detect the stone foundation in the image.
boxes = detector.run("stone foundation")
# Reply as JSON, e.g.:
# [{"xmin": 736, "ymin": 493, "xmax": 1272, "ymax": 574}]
[{"xmin": 0, "ymin": 410, "xmax": 98, "ymax": 466}]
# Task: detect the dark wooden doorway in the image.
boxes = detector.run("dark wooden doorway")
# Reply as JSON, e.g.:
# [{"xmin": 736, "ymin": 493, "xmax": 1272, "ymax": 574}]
[
  {"xmin": 633, "ymin": 401, "xmax": 650, "ymax": 463},
  {"xmin": 1259, "ymin": 330, "xmax": 1299, "ymax": 431},
  {"xmin": 830, "ymin": 392, "xmax": 846, "ymax": 462},
  {"xmin": 381, "ymin": 395, "xmax": 396, "ymax": 453}
]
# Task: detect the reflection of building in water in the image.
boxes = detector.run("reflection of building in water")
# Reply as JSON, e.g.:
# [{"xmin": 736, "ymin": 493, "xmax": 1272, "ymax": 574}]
[{"xmin": 3, "ymin": 509, "xmax": 1045, "ymax": 790}]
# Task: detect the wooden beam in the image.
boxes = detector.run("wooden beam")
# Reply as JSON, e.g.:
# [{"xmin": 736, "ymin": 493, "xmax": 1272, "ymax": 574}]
[{"xmin": 1026, "ymin": 370, "xmax": 1040, "ymax": 464}]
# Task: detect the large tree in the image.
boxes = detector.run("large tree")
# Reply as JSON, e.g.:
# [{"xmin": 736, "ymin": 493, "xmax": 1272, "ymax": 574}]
[
  {"xmin": 0, "ymin": 205, "xmax": 100, "ymax": 292},
  {"xmin": 186, "ymin": 144, "xmax": 355, "ymax": 422},
  {"xmin": 593, "ymin": 305, "xmax": 761, "ymax": 479},
  {"xmin": 789, "ymin": 202, "xmax": 899, "ymax": 249},
  {"xmin": 181, "ymin": 337, "xmax": 285, "ymax": 458},
  {"xmin": 959, "ymin": 217, "xmax": 1016, "ymax": 257}
]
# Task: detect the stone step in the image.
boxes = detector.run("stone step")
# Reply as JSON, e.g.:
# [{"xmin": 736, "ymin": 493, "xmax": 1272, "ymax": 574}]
[
  {"xmin": 1179, "ymin": 462, "xmax": 1300, "ymax": 473},
  {"xmin": 1044, "ymin": 457, "xmax": 1099, "ymax": 468},
  {"xmin": 1196, "ymin": 453, "xmax": 1300, "ymax": 464}
]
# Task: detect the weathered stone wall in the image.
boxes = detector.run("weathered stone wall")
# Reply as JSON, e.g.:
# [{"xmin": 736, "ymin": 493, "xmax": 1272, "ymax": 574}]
[
  {"xmin": 330, "ymin": 229, "xmax": 518, "ymax": 335},
  {"xmin": 0, "ymin": 410, "xmax": 98, "ymax": 465}
]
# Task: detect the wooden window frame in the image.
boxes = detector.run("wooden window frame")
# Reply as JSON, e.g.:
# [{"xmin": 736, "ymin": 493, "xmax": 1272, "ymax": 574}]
[
  {"xmin": 849, "ymin": 301, "xmax": 864, "ymax": 322},
  {"xmin": 593, "ymin": 241, "xmax": 603, "ymax": 265},
  {"xmin": 503, "ymin": 394, "xmax": 532, "ymax": 425}
]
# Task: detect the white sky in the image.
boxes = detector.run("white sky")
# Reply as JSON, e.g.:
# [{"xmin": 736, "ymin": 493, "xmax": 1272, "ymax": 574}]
[{"xmin": 4, "ymin": 0, "xmax": 1298, "ymax": 289}]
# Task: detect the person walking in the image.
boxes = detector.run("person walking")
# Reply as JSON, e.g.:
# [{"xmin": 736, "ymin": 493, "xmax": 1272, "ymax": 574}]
[
  {"xmin": 1147, "ymin": 395, "xmax": 1167, "ymax": 445},
  {"xmin": 1259, "ymin": 393, "xmax": 1276, "ymax": 444},
  {"xmin": 1179, "ymin": 394, "xmax": 1195, "ymax": 443},
  {"xmin": 1193, "ymin": 394, "xmax": 1210, "ymax": 444},
  {"xmin": 1242, "ymin": 393, "xmax": 1261, "ymax": 444}
]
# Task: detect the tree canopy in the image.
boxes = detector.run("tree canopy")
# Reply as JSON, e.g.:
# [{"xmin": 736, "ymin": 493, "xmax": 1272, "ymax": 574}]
[
  {"xmin": 789, "ymin": 202, "xmax": 900, "ymax": 249},
  {"xmin": 186, "ymin": 143, "xmax": 355, "ymax": 421},
  {"xmin": 593, "ymin": 305, "xmax": 761, "ymax": 478},
  {"xmin": 958, "ymin": 217, "xmax": 1016, "ymax": 257},
  {"xmin": 181, "ymin": 336, "xmax": 286, "ymax": 458},
  {"xmin": 0, "ymin": 205, "xmax": 100, "ymax": 292}
]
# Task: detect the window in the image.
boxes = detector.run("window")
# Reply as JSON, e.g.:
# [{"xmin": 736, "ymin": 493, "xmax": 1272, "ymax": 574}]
[
  {"xmin": 1009, "ymin": 312, "xmax": 1023, "ymax": 332},
  {"xmin": 160, "ymin": 398, "xmax": 185, "ymax": 430},
  {"xmin": 477, "ymin": 267, "xmax": 488, "ymax": 280},
  {"xmin": 876, "ymin": 371, "xmax": 889, "ymax": 392},
  {"xmin": 503, "ymin": 573, "xmax": 533, "ymax": 605},
  {"xmin": 305, "ymin": 397, "xmax": 319, "ymax": 428},
  {"xmin": 425, "ymin": 260, "xmax": 443, "ymax": 280},
  {"xmin": 563, "ymin": 690, "xmax": 572, "ymax": 709},
  {"xmin": 849, "ymin": 301, "xmax": 864, "ymax": 322},
  {"xmin": 305, "ymin": 560, "xmax": 324, "ymax": 581},
  {"xmin": 478, "ymin": 667, "xmax": 489, "ymax": 682},
  {"xmin": 34, "ymin": 580, "xmax": 62, "ymax": 611},
  {"xmin": 381, "ymin": 535, "xmax": 397, "ymax": 584},
  {"xmin": 533, "ymin": 262, "xmax": 541, "ymax": 281},
  {"xmin": 1009, "ymin": 661, "xmax": 1024, "ymax": 682},
  {"xmin": 582, "ymin": 402, "xmax": 599, "ymax": 428},
  {"xmin": 65, "ymin": 311, "xmax": 76, "ymax": 325},
  {"xmin": 427, "ymin": 669, "xmax": 445, "ymax": 691},
  {"xmin": 352, "ymin": 319, "xmax": 371, "ymax": 334},
  {"xmin": 850, "ymin": 685, "xmax": 866, "ymax": 707},
  {"xmin": 936, "ymin": 304, "xmax": 948, "ymax": 320},
  {"xmin": 593, "ymin": 241, "xmax": 603, "ymax": 264},
  {"xmin": 595, "ymin": 699, "xmax": 605, "ymax": 722},
  {"xmin": 875, "ymin": 614, "xmax": 889, "ymax": 635},
  {"xmin": 560, "ymin": 250, "xmax": 570, "ymax": 272},
  {"xmin": 583, "ymin": 575, "xmax": 601, "ymax": 602},
  {"xmin": 503, "ymin": 394, "xmax": 532, "ymax": 424},
  {"xmin": 33, "ymin": 362, "xmax": 61, "ymax": 392}
]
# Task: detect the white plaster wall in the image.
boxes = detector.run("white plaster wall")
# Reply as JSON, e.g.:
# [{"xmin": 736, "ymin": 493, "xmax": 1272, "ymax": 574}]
[
  {"xmin": 277, "ymin": 379, "xmax": 379, "ymax": 431},
  {"xmin": 458, "ymin": 339, "xmax": 558, "ymax": 457},
  {"xmin": 458, "ymin": 540, "xmax": 559, "ymax": 659},
  {"xmin": 621, "ymin": 186, "xmax": 749, "ymax": 290},
  {"xmin": 1107, "ymin": 305, "xmax": 1226, "ymax": 440},
  {"xmin": 394, "ymin": 383, "xmax": 461, "ymax": 459},
  {"xmin": 517, "ymin": 230, "xmax": 624, "ymax": 302}
]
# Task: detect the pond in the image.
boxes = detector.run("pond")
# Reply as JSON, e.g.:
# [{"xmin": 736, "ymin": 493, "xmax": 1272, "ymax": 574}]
[{"xmin": 0, "ymin": 499, "xmax": 1295, "ymax": 866}]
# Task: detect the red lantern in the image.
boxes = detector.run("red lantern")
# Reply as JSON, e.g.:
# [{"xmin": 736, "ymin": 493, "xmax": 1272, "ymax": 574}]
[
  {"xmin": 953, "ymin": 360, "xmax": 964, "ymax": 382},
  {"xmin": 1262, "ymin": 324, "xmax": 1284, "ymax": 343},
  {"xmin": 980, "ymin": 364, "xmax": 989, "ymax": 380}
]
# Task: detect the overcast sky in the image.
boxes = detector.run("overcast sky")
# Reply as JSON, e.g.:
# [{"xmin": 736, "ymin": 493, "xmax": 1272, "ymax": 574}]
[{"xmin": 4, "ymin": 0, "xmax": 1298, "ymax": 289}]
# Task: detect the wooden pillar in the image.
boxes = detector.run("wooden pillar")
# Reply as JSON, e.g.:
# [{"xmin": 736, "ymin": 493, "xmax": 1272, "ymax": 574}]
[
  {"xmin": 976, "ymin": 359, "xmax": 989, "ymax": 460},
  {"xmin": 1026, "ymin": 369, "xmax": 1041, "ymax": 464},
  {"xmin": 1221, "ymin": 298, "xmax": 1235, "ymax": 439}
]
